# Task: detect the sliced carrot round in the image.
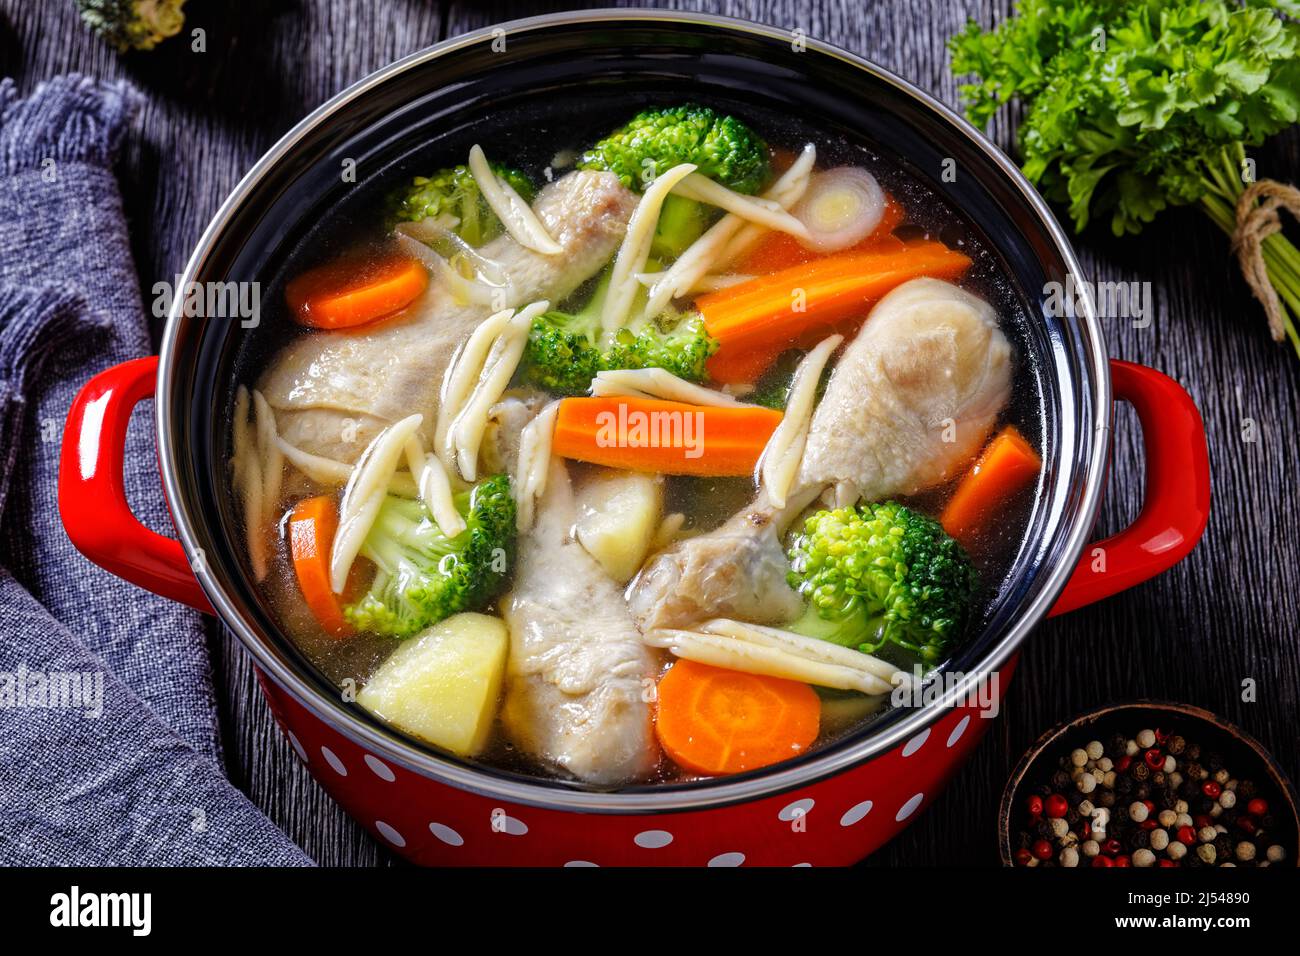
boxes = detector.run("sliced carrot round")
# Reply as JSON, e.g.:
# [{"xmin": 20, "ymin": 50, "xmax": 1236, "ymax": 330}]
[
  {"xmin": 285, "ymin": 253, "xmax": 428, "ymax": 329},
  {"xmin": 287, "ymin": 495, "xmax": 353, "ymax": 638},
  {"xmin": 655, "ymin": 660, "xmax": 820, "ymax": 776}
]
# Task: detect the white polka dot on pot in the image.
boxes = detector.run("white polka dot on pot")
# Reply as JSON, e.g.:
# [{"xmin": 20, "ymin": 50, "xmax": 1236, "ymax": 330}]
[
  {"xmin": 901, "ymin": 727, "xmax": 931, "ymax": 757},
  {"xmin": 778, "ymin": 798, "xmax": 814, "ymax": 822},
  {"xmin": 708, "ymin": 851, "xmax": 745, "ymax": 867},
  {"xmin": 840, "ymin": 799, "xmax": 874, "ymax": 827},
  {"xmin": 286, "ymin": 731, "xmax": 308, "ymax": 763},
  {"xmin": 428, "ymin": 822, "xmax": 464, "ymax": 847},
  {"xmin": 564, "ymin": 860, "xmax": 599, "ymax": 867},
  {"xmin": 895, "ymin": 792, "xmax": 925, "ymax": 822},
  {"xmin": 634, "ymin": 829, "xmax": 674, "ymax": 849},
  {"xmin": 374, "ymin": 821, "xmax": 405, "ymax": 848},
  {"xmin": 491, "ymin": 811, "xmax": 528, "ymax": 836},
  {"xmin": 320, "ymin": 746, "xmax": 347, "ymax": 776},
  {"xmin": 946, "ymin": 715, "xmax": 971, "ymax": 748},
  {"xmin": 364, "ymin": 754, "xmax": 395, "ymax": 782}
]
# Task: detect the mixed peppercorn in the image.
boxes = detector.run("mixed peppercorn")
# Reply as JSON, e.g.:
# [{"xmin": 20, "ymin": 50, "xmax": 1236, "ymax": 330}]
[{"xmin": 1012, "ymin": 726, "xmax": 1292, "ymax": 868}]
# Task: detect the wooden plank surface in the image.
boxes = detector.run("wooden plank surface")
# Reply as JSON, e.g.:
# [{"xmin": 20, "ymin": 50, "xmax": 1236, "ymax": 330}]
[{"xmin": 2, "ymin": 0, "xmax": 1296, "ymax": 867}]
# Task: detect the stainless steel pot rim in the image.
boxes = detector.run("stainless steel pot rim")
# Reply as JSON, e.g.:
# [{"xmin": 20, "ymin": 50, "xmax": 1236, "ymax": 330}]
[{"xmin": 157, "ymin": 8, "xmax": 1112, "ymax": 814}]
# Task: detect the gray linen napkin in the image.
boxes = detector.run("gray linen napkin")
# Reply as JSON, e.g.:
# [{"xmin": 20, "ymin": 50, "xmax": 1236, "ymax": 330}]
[{"xmin": 0, "ymin": 75, "xmax": 312, "ymax": 866}]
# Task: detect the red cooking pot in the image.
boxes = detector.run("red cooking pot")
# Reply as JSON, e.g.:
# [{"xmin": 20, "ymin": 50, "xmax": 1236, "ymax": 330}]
[{"xmin": 56, "ymin": 11, "xmax": 1210, "ymax": 866}]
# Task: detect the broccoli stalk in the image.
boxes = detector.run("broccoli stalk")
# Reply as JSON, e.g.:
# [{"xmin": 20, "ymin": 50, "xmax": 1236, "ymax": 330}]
[
  {"xmin": 579, "ymin": 104, "xmax": 772, "ymax": 259},
  {"xmin": 522, "ymin": 267, "xmax": 718, "ymax": 395},
  {"xmin": 345, "ymin": 475, "xmax": 517, "ymax": 639},
  {"xmin": 786, "ymin": 501, "xmax": 976, "ymax": 664},
  {"xmin": 76, "ymin": 0, "xmax": 187, "ymax": 52},
  {"xmin": 388, "ymin": 163, "xmax": 535, "ymax": 246}
]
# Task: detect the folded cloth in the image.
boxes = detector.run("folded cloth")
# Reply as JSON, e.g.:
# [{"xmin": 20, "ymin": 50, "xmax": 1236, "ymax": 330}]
[{"xmin": 0, "ymin": 77, "xmax": 312, "ymax": 865}]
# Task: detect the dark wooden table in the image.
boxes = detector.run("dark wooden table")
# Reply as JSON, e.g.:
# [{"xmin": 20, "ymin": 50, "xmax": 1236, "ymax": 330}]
[{"xmin": 4, "ymin": 0, "xmax": 1297, "ymax": 866}]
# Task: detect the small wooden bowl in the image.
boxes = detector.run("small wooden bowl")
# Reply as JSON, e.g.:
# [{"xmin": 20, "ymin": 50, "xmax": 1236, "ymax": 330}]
[{"xmin": 999, "ymin": 701, "xmax": 1300, "ymax": 867}]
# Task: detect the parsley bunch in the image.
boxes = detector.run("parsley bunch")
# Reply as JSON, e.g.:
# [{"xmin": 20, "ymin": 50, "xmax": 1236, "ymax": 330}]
[{"xmin": 951, "ymin": 0, "xmax": 1300, "ymax": 355}]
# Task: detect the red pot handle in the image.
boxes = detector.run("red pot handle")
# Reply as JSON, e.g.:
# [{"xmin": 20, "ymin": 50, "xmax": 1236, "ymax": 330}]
[
  {"xmin": 57, "ymin": 356, "xmax": 214, "ymax": 614},
  {"xmin": 1049, "ymin": 360, "xmax": 1210, "ymax": 616}
]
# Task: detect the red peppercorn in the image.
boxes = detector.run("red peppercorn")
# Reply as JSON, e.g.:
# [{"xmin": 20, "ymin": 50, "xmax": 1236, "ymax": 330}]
[
  {"xmin": 1144, "ymin": 749, "xmax": 1163, "ymax": 770},
  {"xmin": 1031, "ymin": 839, "xmax": 1053, "ymax": 861},
  {"xmin": 1194, "ymin": 814, "xmax": 1213, "ymax": 829},
  {"xmin": 1116, "ymin": 755, "xmax": 1132, "ymax": 772},
  {"xmin": 1141, "ymin": 819, "xmax": 1158, "ymax": 831},
  {"xmin": 1015, "ymin": 847, "xmax": 1033, "ymax": 866},
  {"xmin": 1143, "ymin": 799, "xmax": 1156, "ymax": 814},
  {"xmin": 1158, "ymin": 859, "xmax": 1179, "ymax": 868},
  {"xmin": 1114, "ymin": 854, "xmax": 1132, "ymax": 867},
  {"xmin": 1027, "ymin": 795, "xmax": 1043, "ymax": 818},
  {"xmin": 1202, "ymin": 781, "xmax": 1222, "ymax": 799},
  {"xmin": 1237, "ymin": 815, "xmax": 1256, "ymax": 834},
  {"xmin": 1247, "ymin": 798, "xmax": 1268, "ymax": 817},
  {"xmin": 1081, "ymin": 821, "xmax": 1091, "ymax": 839},
  {"xmin": 1103, "ymin": 838, "xmax": 1122, "ymax": 855},
  {"xmin": 1155, "ymin": 728, "xmax": 1170, "ymax": 745},
  {"xmin": 1177, "ymin": 825, "xmax": 1196, "ymax": 844},
  {"xmin": 1045, "ymin": 794, "xmax": 1069, "ymax": 819},
  {"xmin": 1092, "ymin": 855, "xmax": 1113, "ymax": 868}
]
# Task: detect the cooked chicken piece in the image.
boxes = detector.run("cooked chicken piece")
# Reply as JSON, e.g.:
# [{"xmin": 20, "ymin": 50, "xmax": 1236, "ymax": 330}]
[
  {"xmin": 629, "ymin": 277, "xmax": 1012, "ymax": 631},
  {"xmin": 501, "ymin": 458, "xmax": 660, "ymax": 785},
  {"xmin": 480, "ymin": 390, "xmax": 549, "ymax": 476},
  {"xmin": 258, "ymin": 171, "xmax": 637, "ymax": 461}
]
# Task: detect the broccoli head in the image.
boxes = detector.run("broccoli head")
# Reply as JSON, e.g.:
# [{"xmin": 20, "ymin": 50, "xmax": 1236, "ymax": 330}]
[
  {"xmin": 786, "ymin": 501, "xmax": 976, "ymax": 664},
  {"xmin": 521, "ymin": 268, "xmax": 718, "ymax": 395},
  {"xmin": 579, "ymin": 105, "xmax": 771, "ymax": 259},
  {"xmin": 345, "ymin": 474, "xmax": 516, "ymax": 639},
  {"xmin": 579, "ymin": 104, "xmax": 771, "ymax": 194},
  {"xmin": 389, "ymin": 163, "xmax": 535, "ymax": 246},
  {"xmin": 77, "ymin": 0, "xmax": 187, "ymax": 52}
]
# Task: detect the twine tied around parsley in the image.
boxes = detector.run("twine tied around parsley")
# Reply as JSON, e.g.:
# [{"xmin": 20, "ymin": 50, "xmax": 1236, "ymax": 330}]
[{"xmin": 1234, "ymin": 181, "xmax": 1300, "ymax": 345}]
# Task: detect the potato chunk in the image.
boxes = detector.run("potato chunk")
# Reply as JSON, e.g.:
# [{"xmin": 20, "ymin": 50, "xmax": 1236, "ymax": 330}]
[
  {"xmin": 358, "ymin": 613, "xmax": 508, "ymax": 757},
  {"xmin": 575, "ymin": 469, "xmax": 663, "ymax": 583}
]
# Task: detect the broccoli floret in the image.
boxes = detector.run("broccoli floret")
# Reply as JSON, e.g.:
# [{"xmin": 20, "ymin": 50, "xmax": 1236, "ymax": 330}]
[
  {"xmin": 579, "ymin": 105, "xmax": 771, "ymax": 261},
  {"xmin": 786, "ymin": 501, "xmax": 976, "ymax": 664},
  {"xmin": 579, "ymin": 104, "xmax": 771, "ymax": 194},
  {"xmin": 345, "ymin": 475, "xmax": 516, "ymax": 639},
  {"xmin": 388, "ymin": 163, "xmax": 535, "ymax": 246},
  {"xmin": 77, "ymin": 0, "xmax": 186, "ymax": 52},
  {"xmin": 521, "ymin": 269, "xmax": 718, "ymax": 395}
]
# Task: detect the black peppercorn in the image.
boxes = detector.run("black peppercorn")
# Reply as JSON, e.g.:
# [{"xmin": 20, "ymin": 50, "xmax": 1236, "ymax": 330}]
[
  {"xmin": 1207, "ymin": 752, "xmax": 1224, "ymax": 772},
  {"xmin": 1196, "ymin": 796, "xmax": 1215, "ymax": 814},
  {"xmin": 1113, "ymin": 805, "xmax": 1130, "ymax": 823},
  {"xmin": 1110, "ymin": 734, "xmax": 1128, "ymax": 755},
  {"xmin": 1161, "ymin": 790, "xmax": 1179, "ymax": 810},
  {"xmin": 1067, "ymin": 809, "xmax": 1082, "ymax": 826},
  {"xmin": 1051, "ymin": 770, "xmax": 1071, "ymax": 790},
  {"xmin": 1133, "ymin": 762, "xmax": 1151, "ymax": 782},
  {"xmin": 1117, "ymin": 775, "xmax": 1134, "ymax": 795},
  {"xmin": 1135, "ymin": 784, "xmax": 1151, "ymax": 800},
  {"xmin": 1036, "ymin": 821, "xmax": 1054, "ymax": 839},
  {"xmin": 1069, "ymin": 790, "xmax": 1085, "ymax": 807},
  {"xmin": 1167, "ymin": 735, "xmax": 1186, "ymax": 756},
  {"xmin": 1215, "ymin": 836, "xmax": 1233, "ymax": 858},
  {"xmin": 1016, "ymin": 830, "xmax": 1031, "ymax": 849},
  {"xmin": 1153, "ymin": 772, "xmax": 1166, "ymax": 787},
  {"xmin": 1034, "ymin": 783, "xmax": 1053, "ymax": 797},
  {"xmin": 1186, "ymin": 744, "xmax": 1201, "ymax": 760},
  {"xmin": 1099, "ymin": 791, "xmax": 1116, "ymax": 808}
]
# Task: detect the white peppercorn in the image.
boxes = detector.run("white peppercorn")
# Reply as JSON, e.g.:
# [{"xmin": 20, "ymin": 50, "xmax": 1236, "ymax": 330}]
[
  {"xmin": 1167, "ymin": 841, "xmax": 1188, "ymax": 860},
  {"xmin": 1125, "ymin": 739, "xmax": 1139, "ymax": 757},
  {"xmin": 1198, "ymin": 826, "xmax": 1217, "ymax": 844},
  {"xmin": 1215, "ymin": 824, "xmax": 1227, "ymax": 834},
  {"xmin": 1236, "ymin": 842, "xmax": 1256, "ymax": 862},
  {"xmin": 1132, "ymin": 849, "xmax": 1155, "ymax": 867},
  {"xmin": 1103, "ymin": 770, "xmax": 1117, "ymax": 789},
  {"xmin": 1050, "ymin": 817, "xmax": 1069, "ymax": 838},
  {"xmin": 1096, "ymin": 756, "xmax": 1113, "ymax": 773},
  {"xmin": 1129, "ymin": 801, "xmax": 1149, "ymax": 823},
  {"xmin": 1197, "ymin": 843, "xmax": 1217, "ymax": 864},
  {"xmin": 1077, "ymin": 772, "xmax": 1097, "ymax": 794},
  {"xmin": 1136, "ymin": 729, "xmax": 1156, "ymax": 748},
  {"xmin": 1163, "ymin": 755, "xmax": 1176, "ymax": 774},
  {"xmin": 1169, "ymin": 772, "xmax": 1183, "ymax": 788},
  {"xmin": 1150, "ymin": 829, "xmax": 1169, "ymax": 851},
  {"xmin": 1176, "ymin": 813, "xmax": 1194, "ymax": 828},
  {"xmin": 1214, "ymin": 768, "xmax": 1230, "ymax": 784},
  {"xmin": 1225, "ymin": 778, "xmax": 1238, "ymax": 791},
  {"xmin": 1060, "ymin": 847, "xmax": 1080, "ymax": 868},
  {"xmin": 1158, "ymin": 810, "xmax": 1177, "ymax": 827},
  {"xmin": 1267, "ymin": 845, "xmax": 1286, "ymax": 862},
  {"xmin": 1175, "ymin": 800, "xmax": 1189, "ymax": 814},
  {"xmin": 1085, "ymin": 740, "xmax": 1104, "ymax": 761},
  {"xmin": 1070, "ymin": 748, "xmax": 1088, "ymax": 768},
  {"xmin": 1082, "ymin": 839, "xmax": 1100, "ymax": 857},
  {"xmin": 1218, "ymin": 790, "xmax": 1236, "ymax": 809}
]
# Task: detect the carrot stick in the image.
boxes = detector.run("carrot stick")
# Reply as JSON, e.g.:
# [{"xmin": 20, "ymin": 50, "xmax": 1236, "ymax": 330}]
[
  {"xmin": 700, "ymin": 240, "xmax": 972, "ymax": 383},
  {"xmin": 287, "ymin": 496, "xmax": 354, "ymax": 638},
  {"xmin": 940, "ymin": 426, "xmax": 1042, "ymax": 545},
  {"xmin": 552, "ymin": 396, "xmax": 782, "ymax": 477},
  {"xmin": 737, "ymin": 197, "xmax": 906, "ymax": 275},
  {"xmin": 286, "ymin": 254, "xmax": 428, "ymax": 329},
  {"xmin": 655, "ymin": 659, "xmax": 820, "ymax": 776}
]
